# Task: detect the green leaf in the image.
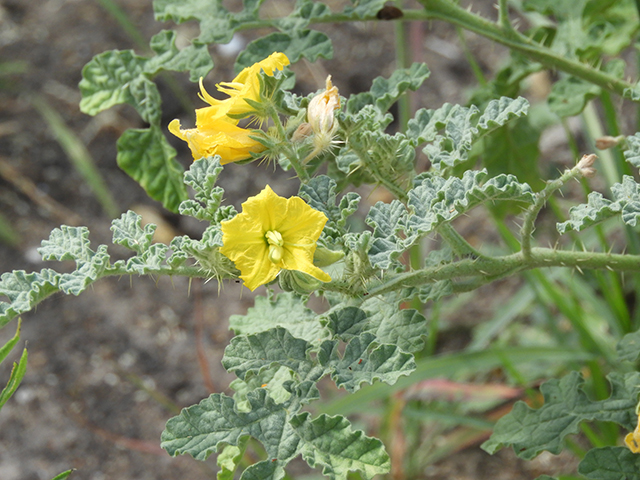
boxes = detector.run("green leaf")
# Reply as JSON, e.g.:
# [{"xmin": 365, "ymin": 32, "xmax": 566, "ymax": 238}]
[
  {"xmin": 365, "ymin": 199, "xmax": 411, "ymax": 269},
  {"xmin": 558, "ymin": 176, "xmax": 640, "ymax": 232},
  {"xmin": 625, "ymin": 132, "xmax": 640, "ymax": 167},
  {"xmin": 578, "ymin": 446, "xmax": 640, "ymax": 480},
  {"xmin": 342, "ymin": 0, "xmax": 387, "ymax": 19},
  {"xmin": 162, "ymin": 388, "xmax": 301, "ymax": 462},
  {"xmin": 325, "ymin": 302, "xmax": 428, "ymax": 354},
  {"xmin": 482, "ymin": 371, "xmax": 640, "ymax": 459},
  {"xmin": 49, "ymin": 470, "xmax": 75, "ymax": 480},
  {"xmin": 236, "ymin": 31, "xmax": 333, "ymax": 71},
  {"xmin": 299, "ymin": 175, "xmax": 360, "ymax": 246},
  {"xmin": 0, "ymin": 346, "xmax": 27, "ymax": 409},
  {"xmin": 290, "ymin": 412, "xmax": 390, "ymax": 479},
  {"xmin": 617, "ymin": 328, "xmax": 640, "ymax": 363},
  {"xmin": 481, "ymin": 116, "xmax": 543, "ymax": 190},
  {"xmin": 0, "ymin": 318, "xmax": 21, "ymax": 365},
  {"xmin": 146, "ymin": 30, "xmax": 213, "ymax": 81},
  {"xmin": 230, "ymin": 366, "xmax": 296, "ymax": 412},
  {"xmin": 110, "ymin": 211, "xmax": 155, "ymax": 254},
  {"xmin": 39, "ymin": 226, "xmax": 94, "ymax": 263},
  {"xmin": 320, "ymin": 333, "xmax": 415, "ymax": 392},
  {"xmin": 217, "ymin": 438, "xmax": 247, "ymax": 480},
  {"xmin": 274, "ymin": 0, "xmax": 332, "ymax": 33},
  {"xmin": 407, "ymin": 170, "xmax": 534, "ymax": 236},
  {"xmin": 116, "ymin": 127, "xmax": 188, "ymax": 213},
  {"xmin": 222, "ymin": 327, "xmax": 314, "ymax": 380},
  {"xmin": 548, "ymin": 75, "xmax": 601, "ymax": 117},
  {"xmin": 179, "ymin": 156, "xmax": 225, "ymax": 221},
  {"xmin": 240, "ymin": 460, "xmax": 286, "ymax": 480},
  {"xmin": 79, "ymin": 50, "xmax": 146, "ymax": 116},
  {"xmin": 229, "ymin": 292, "xmax": 328, "ymax": 344},
  {"xmin": 0, "ymin": 269, "xmax": 60, "ymax": 327},
  {"xmin": 154, "ymin": 0, "xmax": 264, "ymax": 44},
  {"xmin": 346, "ymin": 63, "xmax": 430, "ymax": 114},
  {"xmin": 407, "ymin": 97, "xmax": 529, "ymax": 170}
]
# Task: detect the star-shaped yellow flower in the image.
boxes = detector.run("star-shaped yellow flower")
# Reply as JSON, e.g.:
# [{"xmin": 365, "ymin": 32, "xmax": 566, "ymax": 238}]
[{"xmin": 219, "ymin": 185, "xmax": 331, "ymax": 291}]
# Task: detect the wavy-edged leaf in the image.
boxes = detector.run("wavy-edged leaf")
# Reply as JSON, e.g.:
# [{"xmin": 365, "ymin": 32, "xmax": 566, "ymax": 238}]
[
  {"xmin": 557, "ymin": 191, "xmax": 620, "ymax": 233},
  {"xmin": 110, "ymin": 211, "xmax": 155, "ymax": 254},
  {"xmin": 236, "ymin": 30, "xmax": 333, "ymax": 70},
  {"xmin": 548, "ymin": 75, "xmax": 600, "ymax": 117},
  {"xmin": 625, "ymin": 132, "xmax": 640, "ymax": 167},
  {"xmin": 230, "ymin": 366, "xmax": 295, "ymax": 412},
  {"xmin": 222, "ymin": 327, "xmax": 314, "ymax": 380},
  {"xmin": 365, "ymin": 199, "xmax": 411, "ymax": 269},
  {"xmin": 39, "ymin": 226, "xmax": 94, "ymax": 263},
  {"xmin": 274, "ymin": 0, "xmax": 331, "ymax": 33},
  {"xmin": 578, "ymin": 446, "xmax": 640, "ymax": 480},
  {"xmin": 320, "ymin": 333, "xmax": 416, "ymax": 392},
  {"xmin": 482, "ymin": 371, "xmax": 640, "ymax": 459},
  {"xmin": 161, "ymin": 388, "xmax": 301, "ymax": 462},
  {"xmin": 290, "ymin": 412, "xmax": 390, "ymax": 479},
  {"xmin": 240, "ymin": 460, "xmax": 286, "ymax": 480},
  {"xmin": 229, "ymin": 292, "xmax": 328, "ymax": 343},
  {"xmin": 154, "ymin": 0, "xmax": 264, "ymax": 44},
  {"xmin": 346, "ymin": 63, "xmax": 430, "ymax": 114},
  {"xmin": 0, "ymin": 269, "xmax": 60, "ymax": 327},
  {"xmin": 146, "ymin": 30, "xmax": 213, "ymax": 81},
  {"xmin": 617, "ymin": 328, "xmax": 640, "ymax": 363},
  {"xmin": 408, "ymin": 97, "xmax": 529, "ymax": 170},
  {"xmin": 325, "ymin": 303, "xmax": 428, "ymax": 354},
  {"xmin": 407, "ymin": 170, "xmax": 534, "ymax": 236},
  {"xmin": 559, "ymin": 176, "xmax": 640, "ymax": 232},
  {"xmin": 299, "ymin": 175, "xmax": 360, "ymax": 246},
  {"xmin": 116, "ymin": 126, "xmax": 188, "ymax": 213},
  {"xmin": 179, "ymin": 156, "xmax": 227, "ymax": 221},
  {"xmin": 217, "ymin": 438, "xmax": 248, "ymax": 480}
]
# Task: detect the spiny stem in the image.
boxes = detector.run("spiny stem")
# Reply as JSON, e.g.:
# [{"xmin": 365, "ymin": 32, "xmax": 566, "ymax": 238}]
[
  {"xmin": 520, "ymin": 165, "xmax": 582, "ymax": 258},
  {"xmin": 268, "ymin": 106, "xmax": 310, "ymax": 183}
]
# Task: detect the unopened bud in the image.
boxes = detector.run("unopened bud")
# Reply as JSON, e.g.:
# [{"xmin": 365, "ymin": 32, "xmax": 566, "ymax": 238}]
[
  {"xmin": 595, "ymin": 136, "xmax": 622, "ymax": 150},
  {"xmin": 576, "ymin": 153, "xmax": 597, "ymax": 178},
  {"xmin": 292, "ymin": 122, "xmax": 313, "ymax": 142},
  {"xmin": 308, "ymin": 75, "xmax": 340, "ymax": 135},
  {"xmin": 313, "ymin": 246, "xmax": 345, "ymax": 267}
]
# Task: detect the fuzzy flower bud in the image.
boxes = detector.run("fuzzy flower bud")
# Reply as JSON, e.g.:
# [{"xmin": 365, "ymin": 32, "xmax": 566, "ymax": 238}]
[
  {"xmin": 595, "ymin": 135, "xmax": 623, "ymax": 150},
  {"xmin": 303, "ymin": 76, "xmax": 341, "ymax": 162},
  {"xmin": 576, "ymin": 153, "xmax": 597, "ymax": 178}
]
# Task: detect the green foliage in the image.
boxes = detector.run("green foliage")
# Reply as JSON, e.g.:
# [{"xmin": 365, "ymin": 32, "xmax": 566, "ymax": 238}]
[
  {"xmin": 482, "ymin": 371, "xmax": 640, "ymax": 459},
  {"xmin": 0, "ymin": 320, "xmax": 27, "ymax": 410},
  {"xmin": 578, "ymin": 447, "xmax": 640, "ymax": 479}
]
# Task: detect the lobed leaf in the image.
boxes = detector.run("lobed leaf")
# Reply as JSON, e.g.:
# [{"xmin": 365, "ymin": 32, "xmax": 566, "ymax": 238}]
[
  {"xmin": 299, "ymin": 175, "xmax": 360, "ymax": 246},
  {"xmin": 222, "ymin": 327, "xmax": 314, "ymax": 380},
  {"xmin": 548, "ymin": 75, "xmax": 600, "ymax": 117},
  {"xmin": 482, "ymin": 371, "xmax": 640, "ymax": 459},
  {"xmin": 236, "ymin": 30, "xmax": 333, "ymax": 71},
  {"xmin": 291, "ymin": 412, "xmax": 390, "ymax": 479},
  {"xmin": 161, "ymin": 388, "xmax": 301, "ymax": 462},
  {"xmin": 39, "ymin": 226, "xmax": 94, "ymax": 263},
  {"xmin": 116, "ymin": 127, "xmax": 188, "ymax": 213},
  {"xmin": 0, "ymin": 270, "xmax": 60, "ymax": 327},
  {"xmin": 320, "ymin": 333, "xmax": 416, "ymax": 393},
  {"xmin": 407, "ymin": 97, "xmax": 529, "ymax": 170},
  {"xmin": 578, "ymin": 446, "xmax": 640, "ymax": 480},
  {"xmin": 229, "ymin": 292, "xmax": 328, "ymax": 343},
  {"xmin": 110, "ymin": 211, "xmax": 156, "ymax": 254}
]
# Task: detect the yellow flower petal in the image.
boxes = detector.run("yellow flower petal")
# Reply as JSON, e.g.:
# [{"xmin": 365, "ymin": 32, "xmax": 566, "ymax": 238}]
[{"xmin": 220, "ymin": 185, "xmax": 331, "ymax": 291}]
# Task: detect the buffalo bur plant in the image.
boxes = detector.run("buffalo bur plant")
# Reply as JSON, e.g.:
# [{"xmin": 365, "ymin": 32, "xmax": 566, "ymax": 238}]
[{"xmin": 5, "ymin": 0, "xmax": 640, "ymax": 478}]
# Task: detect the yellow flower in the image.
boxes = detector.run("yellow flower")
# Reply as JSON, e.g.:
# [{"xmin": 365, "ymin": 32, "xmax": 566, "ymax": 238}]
[
  {"xmin": 219, "ymin": 185, "xmax": 331, "ymax": 291},
  {"xmin": 168, "ymin": 117, "xmax": 266, "ymax": 164},
  {"xmin": 198, "ymin": 52, "xmax": 290, "ymax": 120},
  {"xmin": 626, "ymin": 414, "xmax": 640, "ymax": 453},
  {"xmin": 169, "ymin": 52, "xmax": 289, "ymax": 163}
]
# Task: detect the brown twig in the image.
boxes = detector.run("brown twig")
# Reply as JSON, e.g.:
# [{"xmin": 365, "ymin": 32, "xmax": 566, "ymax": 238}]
[{"xmin": 0, "ymin": 155, "xmax": 82, "ymax": 225}]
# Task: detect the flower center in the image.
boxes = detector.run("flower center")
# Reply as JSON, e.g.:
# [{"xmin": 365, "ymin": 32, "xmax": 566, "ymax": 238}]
[{"xmin": 265, "ymin": 230, "xmax": 284, "ymax": 264}]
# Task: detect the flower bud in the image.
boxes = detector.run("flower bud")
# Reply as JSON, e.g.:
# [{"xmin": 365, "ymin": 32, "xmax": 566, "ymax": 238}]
[
  {"xmin": 595, "ymin": 135, "xmax": 622, "ymax": 150},
  {"xmin": 278, "ymin": 269, "xmax": 322, "ymax": 294},
  {"xmin": 313, "ymin": 246, "xmax": 345, "ymax": 267},
  {"xmin": 308, "ymin": 76, "xmax": 340, "ymax": 135},
  {"xmin": 576, "ymin": 153, "xmax": 597, "ymax": 178}
]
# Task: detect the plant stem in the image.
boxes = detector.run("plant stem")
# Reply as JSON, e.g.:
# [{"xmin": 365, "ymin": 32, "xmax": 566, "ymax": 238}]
[
  {"xmin": 521, "ymin": 166, "xmax": 581, "ymax": 258},
  {"xmin": 269, "ymin": 107, "xmax": 310, "ymax": 182}
]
